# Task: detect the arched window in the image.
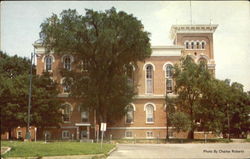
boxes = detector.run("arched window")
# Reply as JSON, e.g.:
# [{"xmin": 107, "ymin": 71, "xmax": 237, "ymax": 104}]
[
  {"xmin": 62, "ymin": 104, "xmax": 71, "ymax": 122},
  {"xmin": 199, "ymin": 58, "xmax": 207, "ymax": 70},
  {"xmin": 125, "ymin": 105, "xmax": 134, "ymax": 124},
  {"xmin": 146, "ymin": 104, "xmax": 154, "ymax": 123},
  {"xmin": 81, "ymin": 111, "xmax": 89, "ymax": 122},
  {"xmin": 185, "ymin": 42, "xmax": 189, "ymax": 49},
  {"xmin": 201, "ymin": 42, "xmax": 205, "ymax": 49},
  {"xmin": 196, "ymin": 42, "xmax": 200, "ymax": 49},
  {"xmin": 62, "ymin": 78, "xmax": 72, "ymax": 93},
  {"xmin": 166, "ymin": 64, "xmax": 173, "ymax": 93},
  {"xmin": 191, "ymin": 42, "xmax": 194, "ymax": 49},
  {"xmin": 146, "ymin": 65, "xmax": 153, "ymax": 94},
  {"xmin": 63, "ymin": 56, "xmax": 72, "ymax": 70},
  {"xmin": 127, "ymin": 64, "xmax": 134, "ymax": 86},
  {"xmin": 45, "ymin": 56, "xmax": 52, "ymax": 71}
]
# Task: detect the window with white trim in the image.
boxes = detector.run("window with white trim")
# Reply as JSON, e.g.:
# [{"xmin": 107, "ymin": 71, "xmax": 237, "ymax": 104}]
[
  {"xmin": 62, "ymin": 78, "xmax": 71, "ymax": 93},
  {"xmin": 146, "ymin": 65, "xmax": 153, "ymax": 94},
  {"xmin": 185, "ymin": 42, "xmax": 189, "ymax": 49},
  {"xmin": 81, "ymin": 111, "xmax": 89, "ymax": 122},
  {"xmin": 62, "ymin": 130, "xmax": 70, "ymax": 139},
  {"xmin": 125, "ymin": 105, "xmax": 134, "ymax": 124},
  {"xmin": 191, "ymin": 42, "xmax": 194, "ymax": 49},
  {"xmin": 146, "ymin": 131, "xmax": 153, "ymax": 138},
  {"xmin": 198, "ymin": 58, "xmax": 207, "ymax": 70},
  {"xmin": 127, "ymin": 64, "xmax": 134, "ymax": 86},
  {"xmin": 201, "ymin": 42, "xmax": 205, "ymax": 49},
  {"xmin": 196, "ymin": 42, "xmax": 200, "ymax": 49},
  {"xmin": 146, "ymin": 104, "xmax": 154, "ymax": 123},
  {"xmin": 17, "ymin": 131, "xmax": 22, "ymax": 139},
  {"xmin": 63, "ymin": 56, "xmax": 72, "ymax": 71},
  {"xmin": 62, "ymin": 104, "xmax": 71, "ymax": 122},
  {"xmin": 125, "ymin": 131, "xmax": 133, "ymax": 138},
  {"xmin": 45, "ymin": 56, "xmax": 52, "ymax": 71},
  {"xmin": 166, "ymin": 64, "xmax": 173, "ymax": 93}
]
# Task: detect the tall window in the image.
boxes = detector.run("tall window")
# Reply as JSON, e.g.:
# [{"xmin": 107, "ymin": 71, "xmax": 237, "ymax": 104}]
[
  {"xmin": 62, "ymin": 104, "xmax": 71, "ymax": 122},
  {"xmin": 81, "ymin": 111, "xmax": 89, "ymax": 122},
  {"xmin": 201, "ymin": 42, "xmax": 205, "ymax": 49},
  {"xmin": 127, "ymin": 65, "xmax": 134, "ymax": 86},
  {"xmin": 64, "ymin": 56, "xmax": 71, "ymax": 70},
  {"xmin": 45, "ymin": 56, "xmax": 52, "ymax": 71},
  {"xmin": 199, "ymin": 58, "xmax": 207, "ymax": 70},
  {"xmin": 166, "ymin": 64, "xmax": 173, "ymax": 93},
  {"xmin": 146, "ymin": 104, "xmax": 154, "ymax": 123},
  {"xmin": 81, "ymin": 59, "xmax": 89, "ymax": 72},
  {"xmin": 62, "ymin": 78, "xmax": 71, "ymax": 93},
  {"xmin": 146, "ymin": 65, "xmax": 153, "ymax": 94},
  {"xmin": 126, "ymin": 105, "xmax": 134, "ymax": 124}
]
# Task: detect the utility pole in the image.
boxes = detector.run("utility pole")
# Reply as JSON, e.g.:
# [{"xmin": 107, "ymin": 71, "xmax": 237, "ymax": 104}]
[
  {"xmin": 227, "ymin": 103, "xmax": 230, "ymax": 140},
  {"xmin": 25, "ymin": 51, "xmax": 35, "ymax": 140}
]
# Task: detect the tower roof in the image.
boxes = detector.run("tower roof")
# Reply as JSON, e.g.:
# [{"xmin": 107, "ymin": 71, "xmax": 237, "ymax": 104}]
[{"xmin": 170, "ymin": 24, "xmax": 218, "ymax": 40}]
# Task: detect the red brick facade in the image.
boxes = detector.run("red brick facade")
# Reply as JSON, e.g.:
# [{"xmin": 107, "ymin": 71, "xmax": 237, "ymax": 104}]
[{"xmin": 1, "ymin": 24, "xmax": 219, "ymax": 140}]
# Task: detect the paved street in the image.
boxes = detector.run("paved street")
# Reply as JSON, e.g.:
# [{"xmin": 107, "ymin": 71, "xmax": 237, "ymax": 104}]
[{"xmin": 108, "ymin": 143, "xmax": 250, "ymax": 159}]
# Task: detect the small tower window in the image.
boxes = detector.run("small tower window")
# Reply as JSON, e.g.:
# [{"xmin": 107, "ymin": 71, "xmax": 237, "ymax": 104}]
[
  {"xmin": 196, "ymin": 42, "xmax": 199, "ymax": 49},
  {"xmin": 191, "ymin": 42, "xmax": 194, "ymax": 49},
  {"xmin": 201, "ymin": 42, "xmax": 205, "ymax": 49},
  {"xmin": 185, "ymin": 42, "xmax": 189, "ymax": 49}
]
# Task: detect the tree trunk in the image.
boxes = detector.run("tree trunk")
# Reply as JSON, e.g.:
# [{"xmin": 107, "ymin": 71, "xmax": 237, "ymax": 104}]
[
  {"xmin": 8, "ymin": 128, "xmax": 12, "ymax": 140},
  {"xmin": 188, "ymin": 129, "xmax": 194, "ymax": 139}
]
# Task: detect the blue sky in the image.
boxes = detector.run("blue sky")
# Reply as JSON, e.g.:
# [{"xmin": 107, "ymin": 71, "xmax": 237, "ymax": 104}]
[{"xmin": 1, "ymin": 1, "xmax": 250, "ymax": 91}]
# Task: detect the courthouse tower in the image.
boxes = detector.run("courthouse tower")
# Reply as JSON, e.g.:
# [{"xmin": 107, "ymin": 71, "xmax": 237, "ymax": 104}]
[{"xmin": 170, "ymin": 24, "xmax": 218, "ymax": 74}]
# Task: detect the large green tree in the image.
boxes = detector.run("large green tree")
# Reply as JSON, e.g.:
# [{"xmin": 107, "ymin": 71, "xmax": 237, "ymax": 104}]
[
  {"xmin": 171, "ymin": 55, "xmax": 250, "ymax": 139},
  {"xmin": 0, "ymin": 51, "xmax": 62, "ymax": 139},
  {"xmin": 40, "ymin": 8, "xmax": 151, "ymax": 123},
  {"xmin": 172, "ymin": 55, "xmax": 214, "ymax": 139}
]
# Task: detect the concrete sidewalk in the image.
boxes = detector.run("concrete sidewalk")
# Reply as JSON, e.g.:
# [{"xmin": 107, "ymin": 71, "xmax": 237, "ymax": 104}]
[{"xmin": 108, "ymin": 143, "xmax": 250, "ymax": 159}]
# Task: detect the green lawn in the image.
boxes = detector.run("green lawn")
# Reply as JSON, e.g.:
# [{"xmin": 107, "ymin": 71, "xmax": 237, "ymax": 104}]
[{"xmin": 1, "ymin": 141, "xmax": 115, "ymax": 158}]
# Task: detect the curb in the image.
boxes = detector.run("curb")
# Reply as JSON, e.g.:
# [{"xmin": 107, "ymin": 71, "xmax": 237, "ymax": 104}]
[
  {"xmin": 1, "ymin": 147, "xmax": 11, "ymax": 155},
  {"xmin": 106, "ymin": 145, "xmax": 118, "ymax": 156},
  {"xmin": 4, "ymin": 154, "xmax": 105, "ymax": 159}
]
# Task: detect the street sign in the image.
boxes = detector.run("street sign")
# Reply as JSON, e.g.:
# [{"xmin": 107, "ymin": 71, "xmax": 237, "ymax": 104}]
[{"xmin": 100, "ymin": 123, "xmax": 106, "ymax": 131}]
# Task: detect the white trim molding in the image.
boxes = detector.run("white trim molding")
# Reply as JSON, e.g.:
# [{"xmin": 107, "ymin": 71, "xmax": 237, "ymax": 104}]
[
  {"xmin": 143, "ymin": 62, "xmax": 155, "ymax": 71},
  {"xmin": 126, "ymin": 103, "xmax": 136, "ymax": 111},
  {"xmin": 144, "ymin": 102, "xmax": 156, "ymax": 111},
  {"xmin": 162, "ymin": 62, "xmax": 174, "ymax": 71},
  {"xmin": 107, "ymin": 127, "xmax": 175, "ymax": 130},
  {"xmin": 41, "ymin": 54, "xmax": 55, "ymax": 63}
]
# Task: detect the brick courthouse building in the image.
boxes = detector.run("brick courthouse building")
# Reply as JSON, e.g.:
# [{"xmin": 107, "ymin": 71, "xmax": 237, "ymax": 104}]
[{"xmin": 1, "ymin": 24, "xmax": 218, "ymax": 140}]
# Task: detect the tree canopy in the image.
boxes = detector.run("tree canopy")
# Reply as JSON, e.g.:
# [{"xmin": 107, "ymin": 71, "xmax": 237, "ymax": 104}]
[
  {"xmin": 168, "ymin": 55, "xmax": 250, "ymax": 139},
  {"xmin": 0, "ymin": 51, "xmax": 62, "ymax": 137},
  {"xmin": 40, "ymin": 8, "xmax": 152, "ymax": 123}
]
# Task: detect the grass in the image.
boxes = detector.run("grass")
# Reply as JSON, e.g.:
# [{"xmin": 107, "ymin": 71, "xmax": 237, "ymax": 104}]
[
  {"xmin": 246, "ymin": 138, "xmax": 250, "ymax": 142},
  {"xmin": 1, "ymin": 141, "xmax": 115, "ymax": 158}
]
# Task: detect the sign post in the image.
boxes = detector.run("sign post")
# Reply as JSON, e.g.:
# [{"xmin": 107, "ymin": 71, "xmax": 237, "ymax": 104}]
[{"xmin": 100, "ymin": 123, "xmax": 106, "ymax": 151}]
